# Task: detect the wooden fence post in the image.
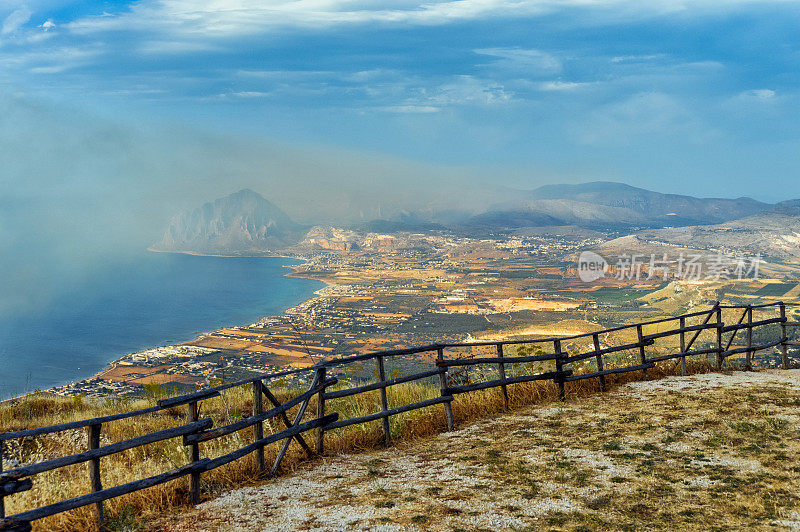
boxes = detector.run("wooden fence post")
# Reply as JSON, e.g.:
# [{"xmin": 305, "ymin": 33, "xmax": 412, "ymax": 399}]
[
  {"xmin": 636, "ymin": 325, "xmax": 648, "ymax": 380},
  {"xmin": 496, "ymin": 344, "xmax": 509, "ymax": 411},
  {"xmin": 376, "ymin": 355, "xmax": 392, "ymax": 446},
  {"xmin": 263, "ymin": 387, "xmax": 313, "ymax": 458},
  {"xmin": 745, "ymin": 306, "xmax": 753, "ymax": 370},
  {"xmin": 437, "ymin": 347, "xmax": 454, "ymax": 431},
  {"xmin": 716, "ymin": 307, "xmax": 724, "ymax": 369},
  {"xmin": 679, "ymin": 317, "xmax": 687, "ymax": 376},
  {"xmin": 187, "ymin": 401, "xmax": 201, "ymax": 504},
  {"xmin": 554, "ymin": 339, "xmax": 565, "ymax": 400},
  {"xmin": 1, "ymin": 439, "xmax": 5, "ymax": 519},
  {"xmin": 592, "ymin": 333, "xmax": 606, "ymax": 392},
  {"xmin": 252, "ymin": 380, "xmax": 265, "ymax": 472},
  {"xmin": 781, "ymin": 302, "xmax": 789, "ymax": 370},
  {"xmin": 272, "ymin": 375, "xmax": 322, "ymax": 476},
  {"xmin": 87, "ymin": 423, "xmax": 104, "ymax": 529},
  {"xmin": 315, "ymin": 367, "xmax": 326, "ymax": 455}
]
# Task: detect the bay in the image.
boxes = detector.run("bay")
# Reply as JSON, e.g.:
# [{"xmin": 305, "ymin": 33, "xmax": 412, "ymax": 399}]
[{"xmin": 0, "ymin": 253, "xmax": 323, "ymax": 400}]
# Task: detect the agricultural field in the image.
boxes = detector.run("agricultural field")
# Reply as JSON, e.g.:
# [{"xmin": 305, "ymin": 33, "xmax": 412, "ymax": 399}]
[{"xmin": 756, "ymin": 283, "xmax": 797, "ymax": 297}]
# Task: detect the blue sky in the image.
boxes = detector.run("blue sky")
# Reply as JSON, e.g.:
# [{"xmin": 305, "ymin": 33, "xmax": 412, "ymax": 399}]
[
  {"xmin": 2, "ymin": 0, "xmax": 800, "ymax": 316},
  {"xmin": 1, "ymin": 1, "xmax": 800, "ymax": 200}
]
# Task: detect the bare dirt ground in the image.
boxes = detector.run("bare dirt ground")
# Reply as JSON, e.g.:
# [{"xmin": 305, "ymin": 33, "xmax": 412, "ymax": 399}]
[{"xmin": 157, "ymin": 370, "xmax": 800, "ymax": 531}]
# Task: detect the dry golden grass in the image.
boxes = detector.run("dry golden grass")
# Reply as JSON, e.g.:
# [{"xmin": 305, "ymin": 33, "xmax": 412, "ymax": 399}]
[
  {"xmin": 160, "ymin": 367, "xmax": 800, "ymax": 532},
  {"xmin": 1, "ymin": 359, "xmax": 711, "ymax": 531}
]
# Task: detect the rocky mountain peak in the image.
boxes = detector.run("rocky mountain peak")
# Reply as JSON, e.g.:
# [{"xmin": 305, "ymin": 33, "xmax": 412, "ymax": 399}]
[{"xmin": 150, "ymin": 189, "xmax": 304, "ymax": 254}]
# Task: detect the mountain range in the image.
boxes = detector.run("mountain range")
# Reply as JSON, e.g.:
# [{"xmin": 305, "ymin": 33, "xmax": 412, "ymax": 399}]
[
  {"xmin": 460, "ymin": 182, "xmax": 769, "ymax": 231},
  {"xmin": 151, "ymin": 184, "xmax": 794, "ymax": 255}
]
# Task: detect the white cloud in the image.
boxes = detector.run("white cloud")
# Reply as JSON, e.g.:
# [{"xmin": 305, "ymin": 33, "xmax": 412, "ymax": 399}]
[
  {"xmin": 381, "ymin": 105, "xmax": 440, "ymax": 113},
  {"xmin": 237, "ymin": 69, "xmax": 336, "ymax": 81},
  {"xmin": 2, "ymin": 6, "xmax": 31, "ymax": 35},
  {"xmin": 226, "ymin": 90, "xmax": 271, "ymax": 98},
  {"xmin": 611, "ymin": 54, "xmax": 666, "ymax": 63},
  {"xmin": 40, "ymin": 19, "xmax": 55, "ymax": 31},
  {"xmin": 474, "ymin": 47, "xmax": 562, "ymax": 75},
  {"xmin": 65, "ymin": 0, "xmax": 774, "ymax": 39},
  {"xmin": 228, "ymin": 67, "xmax": 514, "ymax": 109},
  {"xmin": 81, "ymin": 0, "xmax": 800, "ymax": 35},
  {"xmin": 345, "ymin": 69, "xmax": 399, "ymax": 83},
  {"xmin": 28, "ymin": 65, "xmax": 66, "ymax": 73},
  {"xmin": 539, "ymin": 80, "xmax": 587, "ymax": 91},
  {"xmin": 137, "ymin": 40, "xmax": 220, "ymax": 54},
  {"xmin": 423, "ymin": 75, "xmax": 513, "ymax": 105},
  {"xmin": 742, "ymin": 88, "xmax": 775, "ymax": 100},
  {"xmin": 100, "ymin": 88, "xmax": 168, "ymax": 96},
  {"xmin": 0, "ymin": 45, "xmax": 101, "ymax": 73},
  {"xmin": 66, "ymin": 0, "xmax": 546, "ymax": 36},
  {"xmin": 572, "ymin": 91, "xmax": 720, "ymax": 146}
]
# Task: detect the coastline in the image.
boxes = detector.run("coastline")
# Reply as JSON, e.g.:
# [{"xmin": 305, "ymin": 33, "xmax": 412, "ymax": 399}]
[
  {"xmin": 3, "ymin": 251, "xmax": 332, "ymax": 403},
  {"xmin": 146, "ymin": 247, "xmax": 311, "ymax": 262}
]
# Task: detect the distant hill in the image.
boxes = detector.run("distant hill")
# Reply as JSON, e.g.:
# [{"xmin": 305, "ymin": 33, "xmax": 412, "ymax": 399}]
[
  {"xmin": 591, "ymin": 209, "xmax": 800, "ymax": 264},
  {"xmin": 529, "ymin": 182, "xmax": 767, "ymax": 223},
  {"xmin": 150, "ymin": 189, "xmax": 305, "ymax": 254},
  {"xmin": 632, "ymin": 212, "xmax": 800, "ymax": 260},
  {"xmin": 464, "ymin": 181, "xmax": 771, "ymax": 231},
  {"xmin": 771, "ymin": 199, "xmax": 800, "ymax": 216}
]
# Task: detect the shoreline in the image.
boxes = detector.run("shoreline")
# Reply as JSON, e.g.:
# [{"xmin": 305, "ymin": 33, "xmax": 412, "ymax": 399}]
[
  {"xmin": 2, "ymin": 251, "xmax": 335, "ymax": 404},
  {"xmin": 146, "ymin": 247, "xmax": 311, "ymax": 262}
]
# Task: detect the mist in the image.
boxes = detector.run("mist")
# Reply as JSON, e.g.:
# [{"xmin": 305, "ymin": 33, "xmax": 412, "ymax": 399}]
[
  {"xmin": 3, "ymin": 89, "xmax": 789, "ymax": 319},
  {"xmin": 0, "ymin": 93, "xmax": 516, "ymax": 318}
]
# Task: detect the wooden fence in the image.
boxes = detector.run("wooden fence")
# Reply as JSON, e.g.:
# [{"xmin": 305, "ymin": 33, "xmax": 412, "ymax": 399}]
[{"xmin": 1, "ymin": 301, "xmax": 798, "ymax": 531}]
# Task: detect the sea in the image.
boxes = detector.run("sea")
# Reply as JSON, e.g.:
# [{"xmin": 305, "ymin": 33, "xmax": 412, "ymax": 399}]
[{"xmin": 0, "ymin": 253, "xmax": 324, "ymax": 400}]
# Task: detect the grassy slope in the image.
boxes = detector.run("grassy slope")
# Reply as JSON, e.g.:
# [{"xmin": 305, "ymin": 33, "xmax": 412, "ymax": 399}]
[
  {"xmin": 160, "ymin": 369, "xmax": 800, "ymax": 531},
  {"xmin": 2, "ymin": 360, "xmax": 699, "ymax": 531}
]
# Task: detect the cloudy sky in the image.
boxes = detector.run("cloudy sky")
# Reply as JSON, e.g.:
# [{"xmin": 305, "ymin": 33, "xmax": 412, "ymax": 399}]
[{"xmin": 2, "ymin": 0, "xmax": 799, "ymax": 201}]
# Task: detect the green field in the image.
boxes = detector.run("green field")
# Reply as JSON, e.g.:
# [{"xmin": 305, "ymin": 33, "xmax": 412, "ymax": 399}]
[
  {"xmin": 589, "ymin": 283, "xmax": 668, "ymax": 305},
  {"xmin": 755, "ymin": 283, "xmax": 796, "ymax": 296}
]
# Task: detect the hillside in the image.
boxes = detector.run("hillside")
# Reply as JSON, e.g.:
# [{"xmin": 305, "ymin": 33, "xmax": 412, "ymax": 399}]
[
  {"xmin": 150, "ymin": 189, "xmax": 305, "ymax": 254},
  {"xmin": 634, "ymin": 213, "xmax": 800, "ymax": 260},
  {"xmin": 529, "ymin": 182, "xmax": 768, "ymax": 225},
  {"xmin": 465, "ymin": 182, "xmax": 771, "ymax": 231},
  {"xmin": 159, "ymin": 370, "xmax": 800, "ymax": 531}
]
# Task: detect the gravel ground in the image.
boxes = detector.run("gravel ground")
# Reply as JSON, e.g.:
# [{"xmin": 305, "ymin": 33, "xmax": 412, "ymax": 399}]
[{"xmin": 155, "ymin": 370, "xmax": 800, "ymax": 531}]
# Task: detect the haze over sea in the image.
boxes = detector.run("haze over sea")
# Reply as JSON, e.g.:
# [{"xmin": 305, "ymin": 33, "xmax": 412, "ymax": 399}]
[{"xmin": 0, "ymin": 253, "xmax": 323, "ymax": 400}]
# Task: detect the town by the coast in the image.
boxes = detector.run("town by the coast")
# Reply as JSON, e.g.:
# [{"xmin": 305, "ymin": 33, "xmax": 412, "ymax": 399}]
[{"xmin": 49, "ymin": 224, "xmax": 800, "ymax": 399}]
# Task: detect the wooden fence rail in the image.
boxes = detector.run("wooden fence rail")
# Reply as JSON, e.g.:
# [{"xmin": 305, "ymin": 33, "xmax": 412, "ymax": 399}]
[{"xmin": 2, "ymin": 301, "xmax": 798, "ymax": 530}]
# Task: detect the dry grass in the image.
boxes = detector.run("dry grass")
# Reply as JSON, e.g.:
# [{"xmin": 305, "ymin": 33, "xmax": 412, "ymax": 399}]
[
  {"xmin": 160, "ymin": 368, "xmax": 800, "ymax": 532},
  {"xmin": 2, "ymin": 359, "xmax": 711, "ymax": 531}
]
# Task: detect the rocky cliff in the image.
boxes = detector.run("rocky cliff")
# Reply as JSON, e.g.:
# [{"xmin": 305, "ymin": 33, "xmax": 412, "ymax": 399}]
[{"xmin": 151, "ymin": 189, "xmax": 305, "ymax": 254}]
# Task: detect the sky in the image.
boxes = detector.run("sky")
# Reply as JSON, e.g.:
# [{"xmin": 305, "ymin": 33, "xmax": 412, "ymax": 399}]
[
  {"xmin": 2, "ymin": 1, "xmax": 800, "ymax": 315},
  {"xmin": 1, "ymin": 0, "xmax": 800, "ymax": 200}
]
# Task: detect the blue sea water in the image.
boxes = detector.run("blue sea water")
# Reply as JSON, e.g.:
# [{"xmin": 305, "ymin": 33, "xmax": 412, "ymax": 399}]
[{"xmin": 0, "ymin": 253, "xmax": 323, "ymax": 400}]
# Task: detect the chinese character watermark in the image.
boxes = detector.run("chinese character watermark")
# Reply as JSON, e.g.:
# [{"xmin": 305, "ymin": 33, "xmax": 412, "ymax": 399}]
[{"xmin": 577, "ymin": 252, "xmax": 761, "ymax": 282}]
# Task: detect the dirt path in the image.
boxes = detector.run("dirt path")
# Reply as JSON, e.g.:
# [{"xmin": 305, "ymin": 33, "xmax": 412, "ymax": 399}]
[{"xmin": 158, "ymin": 370, "xmax": 800, "ymax": 531}]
